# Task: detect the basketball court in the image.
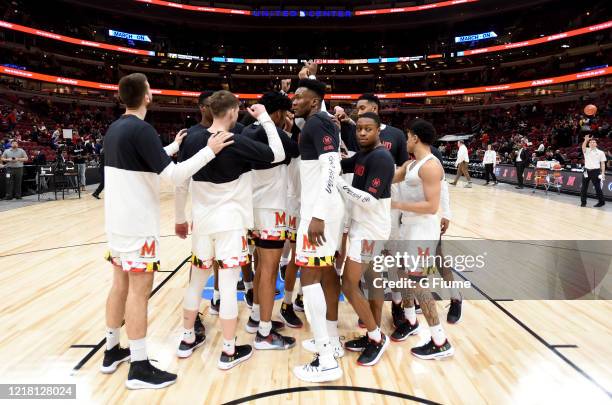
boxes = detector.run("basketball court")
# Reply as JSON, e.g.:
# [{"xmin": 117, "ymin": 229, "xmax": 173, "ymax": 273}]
[{"xmin": 1, "ymin": 181, "xmax": 610, "ymax": 404}]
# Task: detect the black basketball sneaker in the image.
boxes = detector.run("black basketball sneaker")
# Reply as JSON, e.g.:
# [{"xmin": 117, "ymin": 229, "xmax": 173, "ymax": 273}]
[
  {"xmin": 176, "ymin": 332, "xmax": 206, "ymax": 358},
  {"xmin": 245, "ymin": 317, "xmax": 285, "ymax": 334},
  {"xmin": 244, "ymin": 288, "xmax": 254, "ymax": 308},
  {"xmin": 447, "ymin": 299, "xmax": 462, "ymax": 324},
  {"xmin": 357, "ymin": 334, "xmax": 389, "ymax": 366},
  {"xmin": 100, "ymin": 344, "xmax": 130, "ymax": 374},
  {"xmin": 125, "ymin": 360, "xmax": 177, "ymax": 390},
  {"xmin": 209, "ymin": 297, "xmax": 220, "ymax": 315},
  {"xmin": 390, "ymin": 320, "xmax": 420, "ymax": 342},
  {"xmin": 293, "ymin": 294, "xmax": 304, "ymax": 312},
  {"xmin": 218, "ymin": 344, "xmax": 253, "ymax": 370},
  {"xmin": 411, "ymin": 339, "xmax": 454, "ymax": 360},
  {"xmin": 344, "ymin": 335, "xmax": 368, "ymax": 352},
  {"xmin": 237, "ymin": 279, "xmax": 245, "ymax": 291},
  {"xmin": 194, "ymin": 313, "xmax": 205, "ymax": 335},
  {"xmin": 391, "ymin": 301, "xmax": 406, "ymax": 328},
  {"xmin": 279, "ymin": 303, "xmax": 303, "ymax": 328},
  {"xmin": 254, "ymin": 330, "xmax": 296, "ymax": 350}
]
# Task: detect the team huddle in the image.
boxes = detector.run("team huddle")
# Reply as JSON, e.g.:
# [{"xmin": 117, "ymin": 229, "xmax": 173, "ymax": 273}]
[{"xmin": 100, "ymin": 70, "xmax": 463, "ymax": 390}]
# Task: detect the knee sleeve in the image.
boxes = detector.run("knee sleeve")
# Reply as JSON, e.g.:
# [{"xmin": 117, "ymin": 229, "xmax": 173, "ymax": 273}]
[
  {"xmin": 183, "ymin": 266, "xmax": 211, "ymax": 311},
  {"xmin": 218, "ymin": 266, "xmax": 240, "ymax": 319}
]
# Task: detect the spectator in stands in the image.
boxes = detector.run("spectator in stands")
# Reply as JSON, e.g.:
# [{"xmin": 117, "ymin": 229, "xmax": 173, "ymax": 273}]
[
  {"xmin": 553, "ymin": 149, "xmax": 566, "ymax": 166},
  {"xmin": 514, "ymin": 141, "xmax": 530, "ymax": 189},
  {"xmin": 1, "ymin": 140, "xmax": 28, "ymax": 200},
  {"xmin": 33, "ymin": 149, "xmax": 47, "ymax": 166},
  {"xmin": 73, "ymin": 141, "xmax": 87, "ymax": 191},
  {"xmin": 30, "ymin": 125, "xmax": 40, "ymax": 143},
  {"xmin": 51, "ymin": 126, "xmax": 61, "ymax": 149},
  {"xmin": 92, "ymin": 141, "xmax": 104, "ymax": 199},
  {"xmin": 451, "ymin": 140, "xmax": 472, "ymax": 188},
  {"xmin": 483, "ymin": 143, "xmax": 498, "ymax": 186},
  {"xmin": 580, "ymin": 134, "xmax": 606, "ymax": 208},
  {"xmin": 6, "ymin": 109, "xmax": 17, "ymax": 131}
]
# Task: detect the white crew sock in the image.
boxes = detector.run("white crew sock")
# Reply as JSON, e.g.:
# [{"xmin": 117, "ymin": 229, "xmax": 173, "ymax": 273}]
[
  {"xmin": 105, "ymin": 327, "xmax": 120, "ymax": 350},
  {"xmin": 213, "ymin": 289, "xmax": 220, "ymax": 302},
  {"xmin": 283, "ymin": 290, "xmax": 293, "ymax": 304},
  {"xmin": 258, "ymin": 320, "xmax": 272, "ymax": 337},
  {"xmin": 303, "ymin": 284, "xmax": 334, "ymax": 366},
  {"xmin": 297, "ymin": 284, "xmax": 302, "ymax": 295},
  {"xmin": 430, "ymin": 324, "xmax": 447, "ymax": 346},
  {"xmin": 223, "ymin": 338, "xmax": 235, "ymax": 355},
  {"xmin": 367, "ymin": 327, "xmax": 382, "ymax": 343},
  {"xmin": 404, "ymin": 306, "xmax": 417, "ymax": 325},
  {"xmin": 244, "ymin": 281, "xmax": 253, "ymax": 290},
  {"xmin": 251, "ymin": 304, "xmax": 261, "ymax": 322},
  {"xmin": 326, "ymin": 320, "xmax": 339, "ymax": 338},
  {"xmin": 183, "ymin": 327, "xmax": 195, "ymax": 344},
  {"xmin": 129, "ymin": 338, "xmax": 147, "ymax": 362}
]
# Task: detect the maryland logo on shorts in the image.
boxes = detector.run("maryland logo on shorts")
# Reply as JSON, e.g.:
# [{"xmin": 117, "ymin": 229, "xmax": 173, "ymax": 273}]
[
  {"xmin": 258, "ymin": 229, "xmax": 287, "ymax": 241},
  {"xmin": 190, "ymin": 253, "xmax": 214, "ymax": 270},
  {"xmin": 295, "ymin": 255, "xmax": 335, "ymax": 267},
  {"xmin": 218, "ymin": 255, "xmax": 250, "ymax": 269},
  {"xmin": 105, "ymin": 251, "xmax": 160, "ymax": 272}
]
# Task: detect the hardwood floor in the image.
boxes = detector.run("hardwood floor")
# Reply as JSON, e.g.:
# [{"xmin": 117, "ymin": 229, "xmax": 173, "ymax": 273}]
[{"xmin": 0, "ymin": 183, "xmax": 610, "ymax": 404}]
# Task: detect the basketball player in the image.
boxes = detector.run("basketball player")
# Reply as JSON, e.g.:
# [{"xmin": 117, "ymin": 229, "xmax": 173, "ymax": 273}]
[
  {"xmin": 174, "ymin": 91, "xmax": 285, "ymax": 369},
  {"xmin": 101, "ymin": 73, "xmax": 233, "ymax": 389},
  {"xmin": 242, "ymin": 91, "xmax": 301, "ymax": 348},
  {"xmin": 336, "ymin": 94, "xmax": 409, "ymax": 328},
  {"xmin": 390, "ymin": 119, "xmax": 454, "ymax": 359},
  {"xmin": 291, "ymin": 79, "xmax": 344, "ymax": 382},
  {"xmin": 281, "ymin": 110, "xmax": 306, "ymax": 314},
  {"xmin": 193, "ymin": 91, "xmax": 251, "ymax": 318},
  {"xmin": 336, "ymin": 112, "xmax": 395, "ymax": 365},
  {"xmin": 393, "ymin": 145, "xmax": 460, "ymax": 340}
]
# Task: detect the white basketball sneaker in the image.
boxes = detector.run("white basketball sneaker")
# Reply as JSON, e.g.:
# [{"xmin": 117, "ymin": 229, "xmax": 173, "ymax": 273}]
[
  {"xmin": 301, "ymin": 336, "xmax": 344, "ymax": 358},
  {"xmin": 293, "ymin": 354, "xmax": 342, "ymax": 383}
]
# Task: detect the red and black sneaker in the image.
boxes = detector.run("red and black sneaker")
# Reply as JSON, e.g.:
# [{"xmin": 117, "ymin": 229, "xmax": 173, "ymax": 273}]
[
  {"xmin": 280, "ymin": 303, "xmax": 303, "ymax": 328},
  {"xmin": 411, "ymin": 339, "xmax": 454, "ymax": 360},
  {"xmin": 357, "ymin": 334, "xmax": 389, "ymax": 366},
  {"xmin": 254, "ymin": 330, "xmax": 296, "ymax": 350},
  {"xmin": 390, "ymin": 320, "xmax": 420, "ymax": 342}
]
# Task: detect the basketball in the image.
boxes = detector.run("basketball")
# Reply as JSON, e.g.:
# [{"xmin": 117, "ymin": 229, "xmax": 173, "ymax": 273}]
[{"xmin": 584, "ymin": 104, "xmax": 598, "ymax": 116}]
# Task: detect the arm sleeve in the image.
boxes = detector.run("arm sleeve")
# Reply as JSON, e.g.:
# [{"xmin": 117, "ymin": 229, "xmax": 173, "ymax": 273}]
[
  {"xmin": 439, "ymin": 180, "xmax": 452, "ymax": 220},
  {"xmin": 134, "ymin": 125, "xmax": 216, "ymax": 185},
  {"xmin": 258, "ymin": 112, "xmax": 285, "ymax": 163},
  {"xmin": 228, "ymin": 135, "xmax": 275, "ymax": 164},
  {"xmin": 159, "ymin": 147, "xmax": 216, "ymax": 185},
  {"xmin": 164, "ymin": 141, "xmax": 180, "ymax": 156},
  {"xmin": 340, "ymin": 153, "xmax": 358, "ymax": 173},
  {"xmin": 336, "ymin": 176, "xmax": 378, "ymax": 208},
  {"xmin": 311, "ymin": 152, "xmax": 341, "ymax": 221}
]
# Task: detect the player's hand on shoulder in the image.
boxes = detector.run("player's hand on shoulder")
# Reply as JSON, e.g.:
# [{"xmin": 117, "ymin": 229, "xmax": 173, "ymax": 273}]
[
  {"xmin": 174, "ymin": 128, "xmax": 188, "ymax": 145},
  {"xmin": 207, "ymin": 131, "xmax": 234, "ymax": 154}
]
